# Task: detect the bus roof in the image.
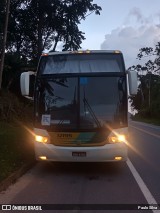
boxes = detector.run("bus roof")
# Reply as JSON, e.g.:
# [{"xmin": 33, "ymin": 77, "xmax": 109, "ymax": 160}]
[{"xmin": 42, "ymin": 50, "xmax": 122, "ymax": 56}]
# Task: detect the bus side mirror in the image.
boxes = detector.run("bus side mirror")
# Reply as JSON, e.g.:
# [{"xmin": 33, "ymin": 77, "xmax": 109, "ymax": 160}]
[
  {"xmin": 20, "ymin": 71, "xmax": 35, "ymax": 98},
  {"xmin": 127, "ymin": 70, "xmax": 138, "ymax": 95}
]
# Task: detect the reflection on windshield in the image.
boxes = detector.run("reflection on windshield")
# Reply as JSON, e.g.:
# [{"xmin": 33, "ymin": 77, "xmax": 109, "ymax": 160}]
[{"xmin": 35, "ymin": 76, "xmax": 127, "ymax": 130}]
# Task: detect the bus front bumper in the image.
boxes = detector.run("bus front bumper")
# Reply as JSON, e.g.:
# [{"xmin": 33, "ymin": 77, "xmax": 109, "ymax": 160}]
[{"xmin": 34, "ymin": 143, "xmax": 127, "ymax": 162}]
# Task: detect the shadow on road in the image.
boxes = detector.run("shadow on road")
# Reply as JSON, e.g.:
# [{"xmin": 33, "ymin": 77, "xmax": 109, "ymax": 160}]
[{"xmin": 37, "ymin": 161, "xmax": 126, "ymax": 177}]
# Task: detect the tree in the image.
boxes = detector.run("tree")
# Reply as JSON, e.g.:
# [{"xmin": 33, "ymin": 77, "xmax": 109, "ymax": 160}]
[
  {"xmin": 129, "ymin": 42, "xmax": 160, "ymax": 120},
  {"xmin": 1, "ymin": 0, "xmax": 101, "ymax": 91},
  {"xmin": 6, "ymin": 0, "xmax": 102, "ymax": 63},
  {"xmin": 136, "ymin": 42, "xmax": 160, "ymax": 74},
  {"xmin": 0, "ymin": 0, "xmax": 10, "ymax": 91}
]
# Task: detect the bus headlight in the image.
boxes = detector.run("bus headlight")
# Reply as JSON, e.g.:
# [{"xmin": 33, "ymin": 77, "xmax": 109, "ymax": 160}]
[
  {"xmin": 35, "ymin": 135, "xmax": 48, "ymax": 143},
  {"xmin": 108, "ymin": 134, "xmax": 126, "ymax": 143}
]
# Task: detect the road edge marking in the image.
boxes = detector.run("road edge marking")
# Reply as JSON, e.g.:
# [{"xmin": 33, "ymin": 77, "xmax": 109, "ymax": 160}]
[
  {"xmin": 129, "ymin": 125, "xmax": 160, "ymax": 139},
  {"xmin": 127, "ymin": 158, "xmax": 160, "ymax": 213},
  {"xmin": 130, "ymin": 121, "xmax": 160, "ymax": 130}
]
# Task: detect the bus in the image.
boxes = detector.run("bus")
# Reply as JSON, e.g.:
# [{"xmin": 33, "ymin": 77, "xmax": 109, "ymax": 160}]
[{"xmin": 20, "ymin": 50, "xmax": 137, "ymax": 162}]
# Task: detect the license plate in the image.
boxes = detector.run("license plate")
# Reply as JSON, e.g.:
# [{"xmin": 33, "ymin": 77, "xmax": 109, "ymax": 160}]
[{"xmin": 72, "ymin": 152, "xmax": 86, "ymax": 157}]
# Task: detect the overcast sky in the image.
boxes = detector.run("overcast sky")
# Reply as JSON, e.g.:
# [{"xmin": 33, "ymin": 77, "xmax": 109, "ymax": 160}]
[{"xmin": 78, "ymin": 0, "xmax": 160, "ymax": 68}]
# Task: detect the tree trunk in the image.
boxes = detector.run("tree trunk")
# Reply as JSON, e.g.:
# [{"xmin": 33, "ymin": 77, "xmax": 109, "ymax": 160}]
[
  {"xmin": 37, "ymin": 0, "xmax": 43, "ymax": 60},
  {"xmin": 0, "ymin": 0, "xmax": 10, "ymax": 92}
]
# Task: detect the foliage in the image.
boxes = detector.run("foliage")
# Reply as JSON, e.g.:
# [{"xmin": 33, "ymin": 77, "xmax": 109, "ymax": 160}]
[
  {"xmin": 6, "ymin": 0, "xmax": 101, "ymax": 62},
  {"xmin": 0, "ymin": 121, "xmax": 35, "ymax": 182},
  {"xmin": 0, "ymin": 0, "xmax": 6, "ymax": 54},
  {"xmin": 0, "ymin": 90, "xmax": 33, "ymax": 122},
  {"xmin": 0, "ymin": 90, "xmax": 34, "ymax": 182},
  {"xmin": 0, "ymin": 0, "xmax": 101, "ymax": 92},
  {"xmin": 2, "ymin": 52, "xmax": 28, "ymax": 90},
  {"xmin": 129, "ymin": 42, "xmax": 160, "ymax": 120}
]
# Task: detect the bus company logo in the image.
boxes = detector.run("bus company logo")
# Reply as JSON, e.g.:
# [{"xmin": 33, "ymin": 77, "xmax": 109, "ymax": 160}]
[
  {"xmin": 2, "ymin": 205, "xmax": 11, "ymax": 210},
  {"xmin": 1, "ymin": 205, "xmax": 42, "ymax": 211},
  {"xmin": 57, "ymin": 134, "xmax": 72, "ymax": 138}
]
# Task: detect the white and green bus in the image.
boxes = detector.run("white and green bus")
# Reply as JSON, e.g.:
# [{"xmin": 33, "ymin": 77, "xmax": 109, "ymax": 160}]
[{"xmin": 20, "ymin": 50, "xmax": 137, "ymax": 162}]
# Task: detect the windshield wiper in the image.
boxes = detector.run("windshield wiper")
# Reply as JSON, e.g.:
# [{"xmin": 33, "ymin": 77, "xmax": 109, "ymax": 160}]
[
  {"xmin": 83, "ymin": 90, "xmax": 101, "ymax": 128},
  {"xmin": 52, "ymin": 79, "xmax": 68, "ymax": 88}
]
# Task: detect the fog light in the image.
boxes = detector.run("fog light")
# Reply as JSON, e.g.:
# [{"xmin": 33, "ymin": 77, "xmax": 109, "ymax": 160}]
[
  {"xmin": 115, "ymin": 157, "xmax": 122, "ymax": 161},
  {"xmin": 39, "ymin": 156, "xmax": 47, "ymax": 160}
]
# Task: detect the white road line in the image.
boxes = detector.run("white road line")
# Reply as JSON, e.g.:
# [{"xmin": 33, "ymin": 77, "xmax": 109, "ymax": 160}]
[
  {"xmin": 130, "ymin": 121, "xmax": 160, "ymax": 130},
  {"xmin": 127, "ymin": 158, "xmax": 160, "ymax": 213},
  {"xmin": 129, "ymin": 125, "xmax": 160, "ymax": 139}
]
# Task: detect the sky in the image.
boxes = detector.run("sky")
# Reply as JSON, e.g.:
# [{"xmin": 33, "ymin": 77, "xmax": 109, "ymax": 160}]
[{"xmin": 78, "ymin": 0, "xmax": 160, "ymax": 68}]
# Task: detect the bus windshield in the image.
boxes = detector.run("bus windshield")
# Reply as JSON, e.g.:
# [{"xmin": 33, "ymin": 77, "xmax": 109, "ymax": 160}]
[
  {"xmin": 38, "ymin": 53, "xmax": 124, "ymax": 74},
  {"xmin": 35, "ymin": 75, "xmax": 127, "ymax": 131}
]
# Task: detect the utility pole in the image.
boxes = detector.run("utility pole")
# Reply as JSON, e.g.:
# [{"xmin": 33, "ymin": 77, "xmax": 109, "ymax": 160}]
[
  {"xmin": 0, "ymin": 0, "xmax": 10, "ymax": 92},
  {"xmin": 148, "ymin": 73, "xmax": 151, "ymax": 108}
]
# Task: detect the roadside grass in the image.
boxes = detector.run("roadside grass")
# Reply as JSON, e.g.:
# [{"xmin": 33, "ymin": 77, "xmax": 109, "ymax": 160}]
[{"xmin": 0, "ymin": 121, "xmax": 35, "ymax": 182}]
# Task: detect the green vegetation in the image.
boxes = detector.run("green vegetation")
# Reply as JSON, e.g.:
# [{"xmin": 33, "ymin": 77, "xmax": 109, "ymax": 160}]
[
  {"xmin": 0, "ymin": 121, "xmax": 35, "ymax": 182},
  {"xmin": 0, "ymin": 90, "xmax": 33, "ymax": 122},
  {"xmin": 129, "ymin": 42, "xmax": 160, "ymax": 125},
  {"xmin": 1, "ymin": 0, "xmax": 102, "ymax": 92},
  {"xmin": 0, "ymin": 91, "xmax": 35, "ymax": 182}
]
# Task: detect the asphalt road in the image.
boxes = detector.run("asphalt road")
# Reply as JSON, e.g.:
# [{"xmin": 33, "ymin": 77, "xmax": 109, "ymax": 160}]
[{"xmin": 0, "ymin": 121, "xmax": 160, "ymax": 213}]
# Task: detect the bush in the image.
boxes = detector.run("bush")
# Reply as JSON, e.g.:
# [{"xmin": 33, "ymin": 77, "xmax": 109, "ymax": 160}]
[
  {"xmin": 0, "ymin": 91, "xmax": 35, "ymax": 182},
  {"xmin": 150, "ymin": 102, "xmax": 160, "ymax": 119},
  {"xmin": 138, "ymin": 108, "xmax": 151, "ymax": 118},
  {"xmin": 0, "ymin": 90, "xmax": 33, "ymax": 123},
  {"xmin": 0, "ymin": 122, "xmax": 35, "ymax": 182}
]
